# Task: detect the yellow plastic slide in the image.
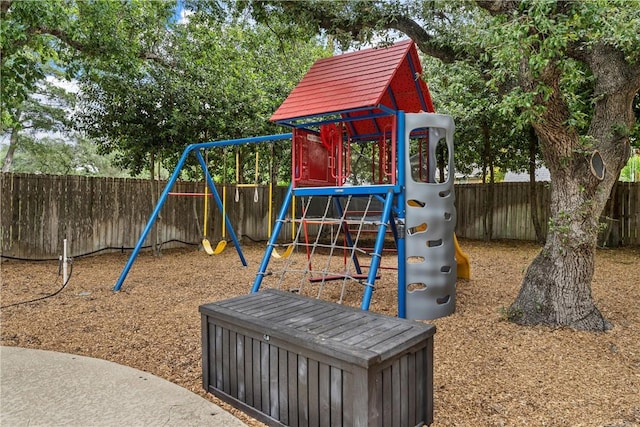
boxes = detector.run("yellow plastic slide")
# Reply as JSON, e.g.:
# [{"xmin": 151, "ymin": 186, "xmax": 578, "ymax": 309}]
[{"xmin": 454, "ymin": 234, "xmax": 471, "ymax": 279}]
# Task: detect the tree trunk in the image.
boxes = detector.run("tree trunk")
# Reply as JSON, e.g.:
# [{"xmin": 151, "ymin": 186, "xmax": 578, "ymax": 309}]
[
  {"xmin": 509, "ymin": 84, "xmax": 609, "ymax": 330},
  {"xmin": 509, "ymin": 47, "xmax": 640, "ymax": 331},
  {"xmin": 437, "ymin": 150, "xmax": 446, "ymax": 183},
  {"xmin": 600, "ymin": 180, "xmax": 619, "ymax": 247},
  {"xmin": 508, "ymin": 174, "xmax": 611, "ymax": 330},
  {"xmin": 149, "ymin": 152, "xmax": 160, "ymax": 256},
  {"xmin": 528, "ymin": 126, "xmax": 545, "ymax": 244},
  {"xmin": 481, "ymin": 122, "xmax": 494, "ymax": 241},
  {"xmin": 1, "ymin": 126, "xmax": 19, "ymax": 173}
]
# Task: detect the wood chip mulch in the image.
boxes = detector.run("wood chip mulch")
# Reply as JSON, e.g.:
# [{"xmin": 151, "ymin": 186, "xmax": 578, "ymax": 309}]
[{"xmin": 1, "ymin": 239, "xmax": 639, "ymax": 426}]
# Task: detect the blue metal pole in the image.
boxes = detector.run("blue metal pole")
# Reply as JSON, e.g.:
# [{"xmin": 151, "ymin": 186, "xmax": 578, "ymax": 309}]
[
  {"xmin": 113, "ymin": 145, "xmax": 194, "ymax": 291},
  {"xmin": 195, "ymin": 151, "xmax": 247, "ymax": 266},
  {"xmin": 251, "ymin": 183, "xmax": 294, "ymax": 293},
  {"xmin": 196, "ymin": 133, "xmax": 292, "ymax": 150},
  {"xmin": 361, "ymin": 189, "xmax": 394, "ymax": 311},
  {"xmin": 396, "ymin": 111, "xmax": 407, "ymax": 318}
]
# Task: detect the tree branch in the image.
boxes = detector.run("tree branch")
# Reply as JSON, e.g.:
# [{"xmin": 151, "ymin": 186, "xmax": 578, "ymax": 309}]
[
  {"xmin": 565, "ymin": 40, "xmax": 590, "ymax": 63},
  {"xmin": 302, "ymin": 4, "xmax": 461, "ymax": 63},
  {"xmin": 388, "ymin": 15, "xmax": 459, "ymax": 63},
  {"xmin": 248, "ymin": 1, "xmax": 464, "ymax": 63},
  {"xmin": 138, "ymin": 51, "xmax": 173, "ymax": 67},
  {"xmin": 475, "ymin": 0, "xmax": 520, "ymax": 15},
  {"xmin": 31, "ymin": 26, "xmax": 89, "ymax": 53},
  {"xmin": 0, "ymin": 0, "xmax": 11, "ymax": 17},
  {"xmin": 31, "ymin": 26, "xmax": 171, "ymax": 67}
]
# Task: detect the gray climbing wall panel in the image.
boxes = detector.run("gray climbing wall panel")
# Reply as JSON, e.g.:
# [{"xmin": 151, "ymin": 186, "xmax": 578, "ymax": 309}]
[{"xmin": 404, "ymin": 113, "xmax": 457, "ymax": 320}]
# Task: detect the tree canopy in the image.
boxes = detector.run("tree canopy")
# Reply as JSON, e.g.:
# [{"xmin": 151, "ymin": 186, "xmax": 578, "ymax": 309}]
[
  {"xmin": 1, "ymin": 0, "xmax": 330, "ymax": 178},
  {"xmin": 0, "ymin": 0, "xmax": 174, "ymax": 131},
  {"xmin": 0, "ymin": 0, "xmax": 176, "ymax": 173},
  {"xmin": 75, "ymin": 9, "xmax": 331, "ymax": 179}
]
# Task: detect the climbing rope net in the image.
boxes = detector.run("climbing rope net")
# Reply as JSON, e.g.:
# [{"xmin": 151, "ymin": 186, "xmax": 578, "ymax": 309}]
[{"xmin": 263, "ymin": 194, "xmax": 389, "ymax": 304}]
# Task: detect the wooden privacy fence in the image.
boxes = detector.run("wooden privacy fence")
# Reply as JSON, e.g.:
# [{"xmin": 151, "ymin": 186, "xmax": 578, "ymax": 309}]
[
  {"xmin": 455, "ymin": 182, "xmax": 552, "ymax": 242},
  {"xmin": 455, "ymin": 182, "xmax": 640, "ymax": 246},
  {"xmin": 0, "ymin": 173, "xmax": 288, "ymax": 259},
  {"xmin": 1, "ymin": 173, "xmax": 639, "ymax": 259}
]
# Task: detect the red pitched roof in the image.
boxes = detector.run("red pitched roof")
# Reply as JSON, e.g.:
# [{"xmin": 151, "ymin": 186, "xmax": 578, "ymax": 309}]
[{"xmin": 270, "ymin": 40, "xmax": 434, "ymax": 139}]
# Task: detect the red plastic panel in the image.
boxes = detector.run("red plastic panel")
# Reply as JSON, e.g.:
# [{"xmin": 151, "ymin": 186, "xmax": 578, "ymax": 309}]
[{"xmin": 292, "ymin": 129, "xmax": 338, "ymax": 188}]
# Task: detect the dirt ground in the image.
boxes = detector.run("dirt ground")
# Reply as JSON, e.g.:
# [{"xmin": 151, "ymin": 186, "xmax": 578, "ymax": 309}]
[{"xmin": 1, "ymin": 239, "xmax": 639, "ymax": 427}]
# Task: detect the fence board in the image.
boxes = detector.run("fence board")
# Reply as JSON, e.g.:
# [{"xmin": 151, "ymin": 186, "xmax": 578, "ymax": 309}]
[
  {"xmin": 619, "ymin": 182, "xmax": 640, "ymax": 245},
  {"xmin": 1, "ymin": 173, "xmax": 639, "ymax": 259}
]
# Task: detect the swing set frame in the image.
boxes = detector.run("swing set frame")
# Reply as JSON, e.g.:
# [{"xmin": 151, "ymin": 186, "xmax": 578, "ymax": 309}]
[{"xmin": 113, "ymin": 133, "xmax": 292, "ymax": 291}]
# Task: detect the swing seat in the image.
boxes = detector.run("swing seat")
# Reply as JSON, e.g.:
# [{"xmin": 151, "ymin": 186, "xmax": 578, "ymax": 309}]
[
  {"xmin": 202, "ymin": 238, "xmax": 215, "ymax": 255},
  {"xmin": 212, "ymin": 240, "xmax": 227, "ymax": 255},
  {"xmin": 309, "ymin": 272, "xmax": 381, "ymax": 283},
  {"xmin": 272, "ymin": 245, "xmax": 294, "ymax": 259}
]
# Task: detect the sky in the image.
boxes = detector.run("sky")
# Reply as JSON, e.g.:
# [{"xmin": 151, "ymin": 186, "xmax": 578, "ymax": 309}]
[{"xmin": 171, "ymin": 0, "xmax": 192, "ymax": 25}]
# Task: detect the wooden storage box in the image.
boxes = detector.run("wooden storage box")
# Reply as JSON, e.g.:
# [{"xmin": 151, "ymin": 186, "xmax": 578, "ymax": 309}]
[{"xmin": 200, "ymin": 289, "xmax": 435, "ymax": 427}]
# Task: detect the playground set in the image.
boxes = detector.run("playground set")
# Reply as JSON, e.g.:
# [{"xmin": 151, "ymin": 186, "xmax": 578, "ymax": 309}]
[{"xmin": 113, "ymin": 40, "xmax": 470, "ymax": 321}]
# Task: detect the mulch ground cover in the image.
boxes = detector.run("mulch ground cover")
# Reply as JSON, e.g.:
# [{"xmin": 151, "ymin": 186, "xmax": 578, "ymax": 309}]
[{"xmin": 1, "ymin": 239, "xmax": 639, "ymax": 426}]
